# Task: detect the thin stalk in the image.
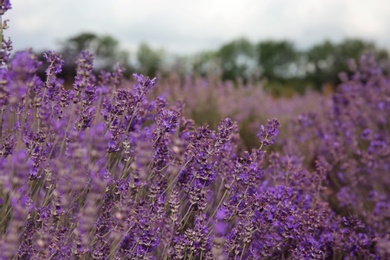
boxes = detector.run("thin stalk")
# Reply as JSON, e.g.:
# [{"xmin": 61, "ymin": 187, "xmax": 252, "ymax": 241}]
[
  {"xmin": 0, "ymin": 108, "xmax": 3, "ymax": 141},
  {"xmin": 240, "ymin": 243, "xmax": 247, "ymax": 260},
  {"xmin": 60, "ymin": 103, "xmax": 75, "ymax": 154},
  {"xmin": 16, "ymin": 86, "xmax": 31, "ymax": 150},
  {"xmin": 208, "ymin": 187, "xmax": 229, "ymax": 226},
  {"xmin": 180, "ymin": 204, "xmax": 193, "ymax": 227},
  {"xmin": 162, "ymin": 157, "xmax": 193, "ymax": 196}
]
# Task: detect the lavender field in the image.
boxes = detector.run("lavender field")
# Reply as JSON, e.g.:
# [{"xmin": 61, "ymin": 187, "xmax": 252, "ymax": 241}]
[{"xmin": 1, "ymin": 2, "xmax": 390, "ymax": 259}]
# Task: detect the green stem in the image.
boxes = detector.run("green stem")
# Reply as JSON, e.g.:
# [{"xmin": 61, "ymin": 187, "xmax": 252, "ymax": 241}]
[
  {"xmin": 162, "ymin": 157, "xmax": 193, "ymax": 196},
  {"xmin": 180, "ymin": 204, "xmax": 193, "ymax": 227},
  {"xmin": 208, "ymin": 188, "xmax": 229, "ymax": 226}
]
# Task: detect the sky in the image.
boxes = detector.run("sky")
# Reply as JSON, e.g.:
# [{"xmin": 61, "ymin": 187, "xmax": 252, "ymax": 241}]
[{"xmin": 5, "ymin": 0, "xmax": 390, "ymax": 56}]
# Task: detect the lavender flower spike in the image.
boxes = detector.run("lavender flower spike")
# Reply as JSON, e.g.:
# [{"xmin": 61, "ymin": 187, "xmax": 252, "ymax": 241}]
[{"xmin": 257, "ymin": 118, "xmax": 280, "ymax": 148}]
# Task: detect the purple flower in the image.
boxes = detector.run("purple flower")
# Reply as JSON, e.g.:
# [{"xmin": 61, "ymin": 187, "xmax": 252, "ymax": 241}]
[
  {"xmin": 216, "ymin": 118, "xmax": 238, "ymax": 147},
  {"xmin": 43, "ymin": 50, "xmax": 64, "ymax": 75},
  {"xmin": 8, "ymin": 51, "xmax": 41, "ymax": 104},
  {"xmin": 0, "ymin": 0, "xmax": 11, "ymax": 15},
  {"xmin": 132, "ymin": 73, "xmax": 156, "ymax": 102},
  {"xmin": 0, "ymin": 67, "xmax": 10, "ymax": 108},
  {"xmin": 157, "ymin": 108, "xmax": 180, "ymax": 134},
  {"xmin": 10, "ymin": 51, "xmax": 41, "ymax": 78},
  {"xmin": 73, "ymin": 50, "xmax": 95, "ymax": 103},
  {"xmin": 42, "ymin": 51, "xmax": 64, "ymax": 103},
  {"xmin": 257, "ymin": 118, "xmax": 280, "ymax": 148}
]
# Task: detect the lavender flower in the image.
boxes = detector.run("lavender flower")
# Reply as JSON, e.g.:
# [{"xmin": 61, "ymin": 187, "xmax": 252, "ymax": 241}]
[
  {"xmin": 43, "ymin": 50, "xmax": 64, "ymax": 100},
  {"xmin": 1, "ymin": 6, "xmax": 389, "ymax": 258},
  {"xmin": 0, "ymin": 67, "xmax": 9, "ymax": 108},
  {"xmin": 73, "ymin": 50, "xmax": 95, "ymax": 104},
  {"xmin": 257, "ymin": 118, "xmax": 280, "ymax": 148},
  {"xmin": 0, "ymin": 0, "xmax": 11, "ymax": 15}
]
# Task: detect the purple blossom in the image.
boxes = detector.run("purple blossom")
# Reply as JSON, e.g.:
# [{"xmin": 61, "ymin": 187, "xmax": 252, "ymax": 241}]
[
  {"xmin": 8, "ymin": 51, "xmax": 41, "ymax": 104},
  {"xmin": 257, "ymin": 118, "xmax": 280, "ymax": 148},
  {"xmin": 0, "ymin": 67, "xmax": 10, "ymax": 108},
  {"xmin": 132, "ymin": 73, "xmax": 156, "ymax": 102},
  {"xmin": 73, "ymin": 50, "xmax": 95, "ymax": 104},
  {"xmin": 0, "ymin": 12, "xmax": 388, "ymax": 259},
  {"xmin": 157, "ymin": 108, "xmax": 180, "ymax": 134},
  {"xmin": 43, "ymin": 50, "xmax": 64, "ymax": 75},
  {"xmin": 42, "ymin": 51, "xmax": 64, "ymax": 103},
  {"xmin": 0, "ymin": 0, "xmax": 11, "ymax": 14}
]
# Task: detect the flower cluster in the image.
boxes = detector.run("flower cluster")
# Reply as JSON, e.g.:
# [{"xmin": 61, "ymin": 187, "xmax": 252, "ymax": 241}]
[
  {"xmin": 0, "ymin": 2, "xmax": 389, "ymax": 259},
  {"xmin": 289, "ymin": 54, "xmax": 390, "ymax": 256}
]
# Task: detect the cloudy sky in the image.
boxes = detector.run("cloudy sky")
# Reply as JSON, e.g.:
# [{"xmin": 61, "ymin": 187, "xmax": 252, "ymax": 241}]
[{"xmin": 5, "ymin": 0, "xmax": 390, "ymax": 55}]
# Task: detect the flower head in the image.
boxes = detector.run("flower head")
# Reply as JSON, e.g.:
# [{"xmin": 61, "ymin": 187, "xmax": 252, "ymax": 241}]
[{"xmin": 257, "ymin": 118, "xmax": 280, "ymax": 148}]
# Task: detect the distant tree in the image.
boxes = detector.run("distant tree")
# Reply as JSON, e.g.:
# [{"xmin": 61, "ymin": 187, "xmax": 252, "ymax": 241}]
[
  {"xmin": 57, "ymin": 32, "xmax": 132, "ymax": 84},
  {"xmin": 61, "ymin": 32, "xmax": 98, "ymax": 60},
  {"xmin": 306, "ymin": 38, "xmax": 389, "ymax": 89},
  {"xmin": 191, "ymin": 51, "xmax": 220, "ymax": 77},
  {"xmin": 305, "ymin": 40, "xmax": 337, "ymax": 87},
  {"xmin": 256, "ymin": 40, "xmax": 298, "ymax": 81},
  {"xmin": 94, "ymin": 35, "xmax": 129, "ymax": 69},
  {"xmin": 136, "ymin": 43, "xmax": 164, "ymax": 77},
  {"xmin": 217, "ymin": 38, "xmax": 258, "ymax": 82},
  {"xmin": 60, "ymin": 32, "xmax": 129, "ymax": 70}
]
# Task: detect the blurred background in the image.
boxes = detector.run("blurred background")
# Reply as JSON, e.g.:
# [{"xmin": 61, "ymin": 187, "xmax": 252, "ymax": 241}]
[{"xmin": 6, "ymin": 0, "xmax": 390, "ymax": 95}]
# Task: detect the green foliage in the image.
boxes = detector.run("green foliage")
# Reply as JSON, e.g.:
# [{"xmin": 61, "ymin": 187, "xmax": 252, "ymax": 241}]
[
  {"xmin": 306, "ymin": 38, "xmax": 389, "ymax": 90},
  {"xmin": 60, "ymin": 32, "xmax": 129, "ymax": 70},
  {"xmin": 191, "ymin": 51, "xmax": 220, "ymax": 77},
  {"xmin": 264, "ymin": 78, "xmax": 312, "ymax": 97},
  {"xmin": 214, "ymin": 38, "xmax": 388, "ymax": 93},
  {"xmin": 256, "ymin": 40, "xmax": 298, "ymax": 81},
  {"xmin": 54, "ymin": 33, "xmax": 389, "ymax": 95},
  {"xmin": 216, "ymin": 38, "xmax": 258, "ymax": 82},
  {"xmin": 136, "ymin": 43, "xmax": 165, "ymax": 77}
]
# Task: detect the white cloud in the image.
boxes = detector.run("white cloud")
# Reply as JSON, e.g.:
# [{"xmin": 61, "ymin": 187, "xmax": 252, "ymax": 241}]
[{"xmin": 5, "ymin": 0, "xmax": 390, "ymax": 54}]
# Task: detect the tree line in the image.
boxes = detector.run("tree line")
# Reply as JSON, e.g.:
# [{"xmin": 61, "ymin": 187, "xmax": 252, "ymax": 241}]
[{"xmin": 34, "ymin": 32, "xmax": 389, "ymax": 94}]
